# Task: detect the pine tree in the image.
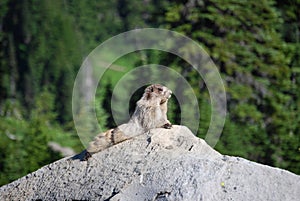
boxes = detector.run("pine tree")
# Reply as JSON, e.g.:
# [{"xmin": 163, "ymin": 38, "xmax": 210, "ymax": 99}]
[{"xmin": 161, "ymin": 0, "xmax": 298, "ymax": 172}]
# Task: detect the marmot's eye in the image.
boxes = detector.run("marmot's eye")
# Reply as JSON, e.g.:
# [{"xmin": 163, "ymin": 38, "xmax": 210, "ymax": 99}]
[{"xmin": 158, "ymin": 88, "xmax": 163, "ymax": 92}]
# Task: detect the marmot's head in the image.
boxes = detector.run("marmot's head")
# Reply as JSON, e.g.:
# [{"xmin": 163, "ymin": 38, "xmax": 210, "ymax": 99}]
[{"xmin": 143, "ymin": 84, "xmax": 172, "ymax": 104}]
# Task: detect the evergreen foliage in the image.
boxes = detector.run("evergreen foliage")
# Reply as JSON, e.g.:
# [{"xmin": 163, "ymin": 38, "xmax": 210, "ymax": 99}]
[{"xmin": 162, "ymin": 0, "xmax": 299, "ymax": 171}]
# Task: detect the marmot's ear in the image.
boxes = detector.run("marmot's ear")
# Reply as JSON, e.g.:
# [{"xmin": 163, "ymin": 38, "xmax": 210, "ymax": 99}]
[
  {"xmin": 145, "ymin": 85, "xmax": 152, "ymax": 93},
  {"xmin": 148, "ymin": 85, "xmax": 154, "ymax": 92},
  {"xmin": 146, "ymin": 88, "xmax": 152, "ymax": 100},
  {"xmin": 146, "ymin": 92, "xmax": 151, "ymax": 100},
  {"xmin": 144, "ymin": 85, "xmax": 153, "ymax": 100}
]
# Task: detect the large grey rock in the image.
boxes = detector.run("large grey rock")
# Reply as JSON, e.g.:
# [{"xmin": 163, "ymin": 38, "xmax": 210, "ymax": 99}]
[{"xmin": 0, "ymin": 125, "xmax": 299, "ymax": 200}]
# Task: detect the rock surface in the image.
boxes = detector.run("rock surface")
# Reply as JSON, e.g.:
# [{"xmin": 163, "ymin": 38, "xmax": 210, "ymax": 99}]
[{"xmin": 0, "ymin": 125, "xmax": 299, "ymax": 200}]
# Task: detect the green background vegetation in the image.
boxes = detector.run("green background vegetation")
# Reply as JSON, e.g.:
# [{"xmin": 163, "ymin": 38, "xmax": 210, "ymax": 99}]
[{"xmin": 0, "ymin": 0, "xmax": 299, "ymax": 186}]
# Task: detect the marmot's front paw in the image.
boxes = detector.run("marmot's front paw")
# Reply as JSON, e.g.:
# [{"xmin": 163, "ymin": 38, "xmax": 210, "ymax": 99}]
[
  {"xmin": 83, "ymin": 151, "xmax": 92, "ymax": 161},
  {"xmin": 162, "ymin": 123, "xmax": 172, "ymax": 129}
]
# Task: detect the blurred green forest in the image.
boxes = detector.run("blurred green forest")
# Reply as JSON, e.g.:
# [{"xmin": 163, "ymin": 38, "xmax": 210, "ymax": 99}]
[{"xmin": 0, "ymin": 0, "xmax": 299, "ymax": 186}]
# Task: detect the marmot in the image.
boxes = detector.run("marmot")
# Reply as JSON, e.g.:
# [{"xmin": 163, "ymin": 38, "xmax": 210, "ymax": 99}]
[{"xmin": 84, "ymin": 84, "xmax": 172, "ymax": 160}]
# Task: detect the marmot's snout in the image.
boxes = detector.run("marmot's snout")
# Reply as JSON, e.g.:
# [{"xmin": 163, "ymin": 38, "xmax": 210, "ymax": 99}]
[
  {"xmin": 160, "ymin": 86, "xmax": 172, "ymax": 104},
  {"xmin": 166, "ymin": 89, "xmax": 172, "ymax": 99},
  {"xmin": 163, "ymin": 86, "xmax": 172, "ymax": 99}
]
